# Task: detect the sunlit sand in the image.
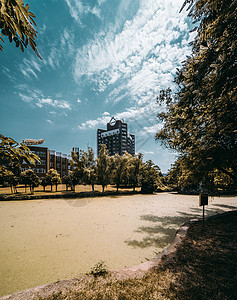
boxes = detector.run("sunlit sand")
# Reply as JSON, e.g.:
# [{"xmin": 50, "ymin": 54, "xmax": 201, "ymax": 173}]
[{"xmin": 0, "ymin": 193, "xmax": 236, "ymax": 297}]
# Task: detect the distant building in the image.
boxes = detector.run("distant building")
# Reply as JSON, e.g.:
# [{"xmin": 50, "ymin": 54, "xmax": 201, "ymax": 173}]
[
  {"xmin": 21, "ymin": 146, "xmax": 71, "ymax": 178},
  {"xmin": 97, "ymin": 117, "xmax": 135, "ymax": 156}
]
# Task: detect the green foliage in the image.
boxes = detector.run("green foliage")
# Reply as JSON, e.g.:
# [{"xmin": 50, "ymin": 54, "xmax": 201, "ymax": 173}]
[
  {"xmin": 81, "ymin": 147, "xmax": 97, "ymax": 191},
  {"xmin": 156, "ymin": 0, "xmax": 237, "ymax": 192},
  {"xmin": 129, "ymin": 153, "xmax": 143, "ymax": 191},
  {"xmin": 0, "ymin": 165, "xmax": 18, "ymax": 192},
  {"xmin": 46, "ymin": 169, "xmax": 61, "ymax": 191},
  {"xmin": 40, "ymin": 176, "xmax": 49, "ymax": 192},
  {"xmin": 141, "ymin": 160, "xmax": 160, "ymax": 194},
  {"xmin": 0, "ymin": 134, "xmax": 40, "ymax": 177},
  {"xmin": 96, "ymin": 144, "xmax": 111, "ymax": 193},
  {"xmin": 20, "ymin": 169, "xmax": 39, "ymax": 193},
  {"xmin": 62, "ymin": 174, "xmax": 73, "ymax": 191},
  {"xmin": 111, "ymin": 152, "xmax": 130, "ymax": 192},
  {"xmin": 0, "ymin": 0, "xmax": 42, "ymax": 58},
  {"xmin": 89, "ymin": 261, "xmax": 108, "ymax": 278}
]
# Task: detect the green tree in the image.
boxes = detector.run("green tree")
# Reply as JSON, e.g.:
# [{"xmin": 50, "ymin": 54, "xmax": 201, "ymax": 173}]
[
  {"xmin": 156, "ymin": 0, "xmax": 237, "ymax": 191},
  {"xmin": 0, "ymin": 134, "xmax": 40, "ymax": 178},
  {"xmin": 20, "ymin": 169, "xmax": 39, "ymax": 193},
  {"xmin": 46, "ymin": 169, "xmax": 61, "ymax": 192},
  {"xmin": 40, "ymin": 176, "xmax": 48, "ymax": 192},
  {"xmin": 96, "ymin": 144, "xmax": 111, "ymax": 193},
  {"xmin": 111, "ymin": 152, "xmax": 130, "ymax": 192},
  {"xmin": 70, "ymin": 150, "xmax": 84, "ymax": 191},
  {"xmin": 62, "ymin": 174, "xmax": 72, "ymax": 191},
  {"xmin": 0, "ymin": 0, "xmax": 42, "ymax": 58},
  {"xmin": 81, "ymin": 147, "xmax": 97, "ymax": 192},
  {"xmin": 141, "ymin": 160, "xmax": 160, "ymax": 194},
  {"xmin": 129, "ymin": 153, "xmax": 143, "ymax": 191},
  {"xmin": 0, "ymin": 165, "xmax": 18, "ymax": 193}
]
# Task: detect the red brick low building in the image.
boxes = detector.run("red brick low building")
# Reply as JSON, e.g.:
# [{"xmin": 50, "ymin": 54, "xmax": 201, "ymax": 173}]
[{"xmin": 21, "ymin": 146, "xmax": 71, "ymax": 178}]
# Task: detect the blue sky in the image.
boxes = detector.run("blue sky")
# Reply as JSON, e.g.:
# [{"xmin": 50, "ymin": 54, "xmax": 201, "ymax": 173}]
[{"xmin": 0, "ymin": 0, "xmax": 195, "ymax": 172}]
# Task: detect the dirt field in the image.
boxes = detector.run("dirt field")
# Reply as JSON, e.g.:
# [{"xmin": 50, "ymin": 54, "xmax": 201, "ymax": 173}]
[{"xmin": 0, "ymin": 192, "xmax": 236, "ymax": 297}]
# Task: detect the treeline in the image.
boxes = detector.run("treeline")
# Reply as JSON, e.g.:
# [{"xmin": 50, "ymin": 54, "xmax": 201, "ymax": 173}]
[
  {"xmin": 0, "ymin": 134, "xmax": 163, "ymax": 194},
  {"xmin": 66, "ymin": 145, "xmax": 162, "ymax": 193},
  {"xmin": 155, "ymin": 0, "xmax": 236, "ymax": 194}
]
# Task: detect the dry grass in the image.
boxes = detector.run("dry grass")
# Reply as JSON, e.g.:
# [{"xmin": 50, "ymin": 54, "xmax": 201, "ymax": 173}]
[
  {"xmin": 33, "ymin": 211, "xmax": 237, "ymax": 300},
  {"xmin": 0, "ymin": 184, "xmax": 138, "ymax": 197}
]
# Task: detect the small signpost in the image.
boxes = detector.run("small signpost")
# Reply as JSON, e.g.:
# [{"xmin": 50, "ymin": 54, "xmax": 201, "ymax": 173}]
[{"xmin": 199, "ymin": 193, "xmax": 208, "ymax": 227}]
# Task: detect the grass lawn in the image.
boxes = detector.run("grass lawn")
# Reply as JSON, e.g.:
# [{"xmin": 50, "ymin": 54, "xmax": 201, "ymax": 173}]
[
  {"xmin": 20, "ymin": 211, "xmax": 236, "ymax": 300},
  {"xmin": 0, "ymin": 184, "xmax": 138, "ymax": 197}
]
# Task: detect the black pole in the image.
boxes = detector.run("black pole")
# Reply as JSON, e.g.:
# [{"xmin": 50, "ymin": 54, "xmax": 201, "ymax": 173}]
[{"xmin": 203, "ymin": 205, "xmax": 205, "ymax": 227}]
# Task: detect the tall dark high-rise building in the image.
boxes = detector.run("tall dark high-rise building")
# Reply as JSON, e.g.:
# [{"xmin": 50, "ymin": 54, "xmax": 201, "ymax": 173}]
[{"xmin": 97, "ymin": 117, "xmax": 135, "ymax": 156}]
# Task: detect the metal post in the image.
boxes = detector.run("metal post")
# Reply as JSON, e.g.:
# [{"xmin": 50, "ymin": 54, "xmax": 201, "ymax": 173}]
[{"xmin": 203, "ymin": 205, "xmax": 205, "ymax": 227}]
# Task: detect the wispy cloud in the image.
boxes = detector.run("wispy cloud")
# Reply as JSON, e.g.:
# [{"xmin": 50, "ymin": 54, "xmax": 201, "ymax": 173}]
[
  {"xmin": 77, "ymin": 100, "xmax": 160, "ymax": 130},
  {"xmin": 36, "ymin": 98, "xmax": 71, "ymax": 110},
  {"xmin": 17, "ymin": 86, "xmax": 71, "ymax": 110},
  {"xmin": 73, "ymin": 0, "xmax": 195, "ymax": 105},
  {"xmin": 141, "ymin": 150, "xmax": 155, "ymax": 155},
  {"xmin": 46, "ymin": 28, "xmax": 75, "ymax": 69},
  {"xmin": 138, "ymin": 123, "xmax": 163, "ymax": 136},
  {"xmin": 65, "ymin": 0, "xmax": 101, "ymax": 24},
  {"xmin": 19, "ymin": 56, "xmax": 42, "ymax": 79}
]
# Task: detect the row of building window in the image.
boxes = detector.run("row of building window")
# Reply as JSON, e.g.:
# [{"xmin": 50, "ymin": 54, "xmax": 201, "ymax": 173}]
[{"xmin": 21, "ymin": 168, "xmax": 46, "ymax": 173}]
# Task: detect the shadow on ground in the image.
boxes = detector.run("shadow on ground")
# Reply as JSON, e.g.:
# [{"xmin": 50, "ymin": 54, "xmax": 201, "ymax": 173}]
[{"xmin": 125, "ymin": 204, "xmax": 237, "ymax": 251}]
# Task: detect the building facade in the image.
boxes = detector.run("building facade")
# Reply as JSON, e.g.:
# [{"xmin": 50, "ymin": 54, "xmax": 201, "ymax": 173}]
[
  {"xmin": 21, "ymin": 146, "xmax": 71, "ymax": 178},
  {"xmin": 97, "ymin": 117, "xmax": 135, "ymax": 156}
]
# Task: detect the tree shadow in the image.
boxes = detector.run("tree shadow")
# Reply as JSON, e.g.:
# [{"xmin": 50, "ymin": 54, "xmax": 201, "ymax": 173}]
[{"xmin": 125, "ymin": 205, "xmax": 237, "ymax": 250}]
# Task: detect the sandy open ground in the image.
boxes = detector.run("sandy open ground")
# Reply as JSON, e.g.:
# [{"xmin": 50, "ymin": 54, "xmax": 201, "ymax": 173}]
[{"xmin": 0, "ymin": 192, "xmax": 236, "ymax": 297}]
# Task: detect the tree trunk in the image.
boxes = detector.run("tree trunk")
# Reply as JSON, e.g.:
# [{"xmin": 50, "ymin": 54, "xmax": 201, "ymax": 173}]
[
  {"xmin": 51, "ymin": 184, "xmax": 53, "ymax": 191},
  {"xmin": 56, "ymin": 184, "xmax": 58, "ymax": 192},
  {"xmin": 25, "ymin": 184, "xmax": 27, "ymax": 193},
  {"xmin": 92, "ymin": 184, "xmax": 94, "ymax": 192},
  {"xmin": 102, "ymin": 185, "xmax": 105, "ymax": 193}
]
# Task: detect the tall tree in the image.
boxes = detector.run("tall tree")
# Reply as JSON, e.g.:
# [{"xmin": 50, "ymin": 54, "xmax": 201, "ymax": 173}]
[
  {"xmin": 96, "ymin": 144, "xmax": 111, "ymax": 193},
  {"xmin": 0, "ymin": 166, "xmax": 18, "ymax": 193},
  {"xmin": 0, "ymin": 0, "xmax": 42, "ymax": 58},
  {"xmin": 20, "ymin": 169, "xmax": 39, "ymax": 193},
  {"xmin": 46, "ymin": 169, "xmax": 61, "ymax": 192},
  {"xmin": 129, "ymin": 153, "xmax": 143, "ymax": 191},
  {"xmin": 81, "ymin": 147, "xmax": 97, "ymax": 192},
  {"xmin": 141, "ymin": 160, "xmax": 160, "ymax": 194},
  {"xmin": 111, "ymin": 152, "xmax": 130, "ymax": 192},
  {"xmin": 156, "ymin": 0, "xmax": 237, "ymax": 190},
  {"xmin": 70, "ymin": 150, "xmax": 84, "ymax": 191}
]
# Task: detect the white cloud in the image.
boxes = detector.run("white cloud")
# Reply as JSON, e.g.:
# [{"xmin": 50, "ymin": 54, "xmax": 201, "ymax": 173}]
[
  {"xmin": 46, "ymin": 119, "xmax": 53, "ymax": 124},
  {"xmin": 37, "ymin": 98, "xmax": 71, "ymax": 110},
  {"xmin": 65, "ymin": 0, "xmax": 101, "ymax": 24},
  {"xmin": 73, "ymin": 0, "xmax": 195, "ymax": 104},
  {"xmin": 141, "ymin": 150, "xmax": 155, "ymax": 155},
  {"xmin": 46, "ymin": 29, "xmax": 75, "ymax": 69},
  {"xmin": 77, "ymin": 98, "xmax": 82, "ymax": 103},
  {"xmin": 17, "ymin": 87, "xmax": 71, "ymax": 110},
  {"xmin": 138, "ymin": 123, "xmax": 163, "ymax": 136},
  {"xmin": 19, "ymin": 56, "xmax": 42, "ymax": 79},
  {"xmin": 77, "ymin": 100, "xmax": 160, "ymax": 130}
]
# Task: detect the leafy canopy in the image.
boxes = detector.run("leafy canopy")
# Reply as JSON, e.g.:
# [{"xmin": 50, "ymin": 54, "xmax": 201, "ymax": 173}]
[
  {"xmin": 156, "ymin": 0, "xmax": 237, "ymax": 188},
  {"xmin": 0, "ymin": 0, "xmax": 42, "ymax": 58}
]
